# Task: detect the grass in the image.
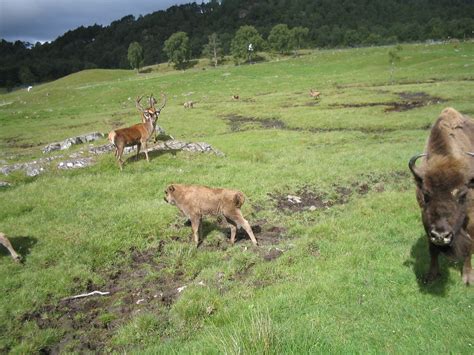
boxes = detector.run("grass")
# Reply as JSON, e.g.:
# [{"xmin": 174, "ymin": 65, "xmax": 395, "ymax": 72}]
[{"xmin": 1, "ymin": 42, "xmax": 474, "ymax": 353}]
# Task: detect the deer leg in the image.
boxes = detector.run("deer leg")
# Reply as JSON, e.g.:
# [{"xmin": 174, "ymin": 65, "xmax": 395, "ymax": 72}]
[
  {"xmin": 136, "ymin": 144, "xmax": 141, "ymax": 160},
  {"xmin": 117, "ymin": 145, "xmax": 124, "ymax": 170},
  {"xmin": 226, "ymin": 210, "xmax": 258, "ymax": 246},
  {"xmin": 462, "ymin": 252, "xmax": 473, "ymax": 285},
  {"xmin": 223, "ymin": 217, "xmax": 237, "ymax": 244},
  {"xmin": 0, "ymin": 233, "xmax": 21, "ymax": 262},
  {"xmin": 190, "ymin": 215, "xmax": 201, "ymax": 247},
  {"xmin": 425, "ymin": 243, "xmax": 441, "ymax": 282},
  {"xmin": 142, "ymin": 140, "xmax": 150, "ymax": 162}
]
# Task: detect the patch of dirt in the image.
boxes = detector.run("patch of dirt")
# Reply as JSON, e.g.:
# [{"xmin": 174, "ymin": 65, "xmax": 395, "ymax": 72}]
[
  {"xmin": 385, "ymin": 92, "xmax": 444, "ymax": 112},
  {"xmin": 221, "ymin": 113, "xmax": 429, "ymax": 136},
  {"xmin": 22, "ymin": 242, "xmax": 186, "ymax": 353},
  {"xmin": 330, "ymin": 91, "xmax": 444, "ymax": 112},
  {"xmin": 269, "ymin": 170, "xmax": 411, "ymax": 213},
  {"xmin": 262, "ymin": 247, "xmax": 284, "ymax": 261},
  {"xmin": 4, "ymin": 136, "xmax": 43, "ymax": 149},
  {"xmin": 223, "ymin": 114, "xmax": 286, "ymax": 132},
  {"xmin": 268, "ymin": 186, "xmax": 343, "ymax": 213},
  {"xmin": 190, "ymin": 218, "xmax": 287, "ymax": 250},
  {"xmin": 334, "ymin": 77, "xmax": 473, "ymax": 89},
  {"xmin": 281, "ymin": 100, "xmax": 320, "ymax": 108},
  {"xmin": 22, "ymin": 220, "xmax": 287, "ymax": 354}
]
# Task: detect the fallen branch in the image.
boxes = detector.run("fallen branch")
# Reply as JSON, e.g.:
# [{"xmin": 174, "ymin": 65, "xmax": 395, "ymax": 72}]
[{"xmin": 61, "ymin": 290, "xmax": 110, "ymax": 301}]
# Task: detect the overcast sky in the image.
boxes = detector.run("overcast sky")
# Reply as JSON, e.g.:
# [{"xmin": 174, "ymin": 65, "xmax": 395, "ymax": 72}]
[{"xmin": 0, "ymin": 0, "xmax": 200, "ymax": 43}]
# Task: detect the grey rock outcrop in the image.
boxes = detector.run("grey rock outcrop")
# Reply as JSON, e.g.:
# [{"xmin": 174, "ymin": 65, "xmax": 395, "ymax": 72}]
[
  {"xmin": 57, "ymin": 157, "xmax": 95, "ymax": 170},
  {"xmin": 42, "ymin": 132, "xmax": 104, "ymax": 153}
]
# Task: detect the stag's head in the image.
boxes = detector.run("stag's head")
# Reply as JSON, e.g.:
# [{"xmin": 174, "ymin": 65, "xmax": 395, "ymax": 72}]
[
  {"xmin": 136, "ymin": 93, "xmax": 167, "ymax": 124},
  {"xmin": 410, "ymin": 153, "xmax": 474, "ymax": 246}
]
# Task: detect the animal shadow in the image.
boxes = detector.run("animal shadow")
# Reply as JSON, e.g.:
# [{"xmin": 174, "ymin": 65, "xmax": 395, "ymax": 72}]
[
  {"xmin": 189, "ymin": 219, "xmax": 261, "ymax": 245},
  {"xmin": 403, "ymin": 234, "xmax": 457, "ymax": 296},
  {"xmin": 0, "ymin": 235, "xmax": 38, "ymax": 263},
  {"xmin": 125, "ymin": 149, "xmax": 178, "ymax": 164}
]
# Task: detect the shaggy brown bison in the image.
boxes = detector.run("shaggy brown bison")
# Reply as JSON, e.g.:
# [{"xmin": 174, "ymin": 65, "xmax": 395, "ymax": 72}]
[{"xmin": 409, "ymin": 107, "xmax": 474, "ymax": 285}]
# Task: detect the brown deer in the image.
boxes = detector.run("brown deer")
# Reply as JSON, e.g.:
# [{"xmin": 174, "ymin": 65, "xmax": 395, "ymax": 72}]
[
  {"xmin": 231, "ymin": 95, "xmax": 239, "ymax": 100},
  {"xmin": 183, "ymin": 101, "xmax": 194, "ymax": 109},
  {"xmin": 108, "ymin": 93, "xmax": 166, "ymax": 170},
  {"xmin": 0, "ymin": 232, "xmax": 21, "ymax": 263},
  {"xmin": 309, "ymin": 89, "xmax": 321, "ymax": 99}
]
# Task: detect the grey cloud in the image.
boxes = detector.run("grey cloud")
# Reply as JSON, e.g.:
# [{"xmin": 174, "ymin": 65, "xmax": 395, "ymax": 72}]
[{"xmin": 0, "ymin": 0, "xmax": 199, "ymax": 43}]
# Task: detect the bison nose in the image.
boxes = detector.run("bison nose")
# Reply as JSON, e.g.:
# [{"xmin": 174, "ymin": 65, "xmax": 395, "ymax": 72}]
[{"xmin": 429, "ymin": 229, "xmax": 453, "ymax": 245}]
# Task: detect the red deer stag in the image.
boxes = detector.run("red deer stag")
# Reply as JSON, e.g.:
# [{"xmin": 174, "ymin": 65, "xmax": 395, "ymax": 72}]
[
  {"xmin": 108, "ymin": 94, "xmax": 166, "ymax": 170},
  {"xmin": 0, "ymin": 232, "xmax": 21, "ymax": 263},
  {"xmin": 409, "ymin": 107, "xmax": 474, "ymax": 285}
]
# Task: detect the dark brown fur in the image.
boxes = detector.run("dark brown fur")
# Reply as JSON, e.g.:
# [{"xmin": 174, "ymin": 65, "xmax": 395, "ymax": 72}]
[
  {"xmin": 410, "ymin": 108, "xmax": 474, "ymax": 284},
  {"xmin": 164, "ymin": 184, "xmax": 258, "ymax": 247}
]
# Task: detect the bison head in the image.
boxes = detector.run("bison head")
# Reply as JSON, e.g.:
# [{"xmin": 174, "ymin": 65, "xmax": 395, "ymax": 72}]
[{"xmin": 409, "ymin": 154, "xmax": 474, "ymax": 246}]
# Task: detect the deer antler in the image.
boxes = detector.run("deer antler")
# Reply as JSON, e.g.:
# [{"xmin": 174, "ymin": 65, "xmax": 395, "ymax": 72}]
[
  {"xmin": 136, "ymin": 95, "xmax": 145, "ymax": 112},
  {"xmin": 149, "ymin": 94, "xmax": 157, "ymax": 108},
  {"xmin": 158, "ymin": 93, "xmax": 167, "ymax": 111}
]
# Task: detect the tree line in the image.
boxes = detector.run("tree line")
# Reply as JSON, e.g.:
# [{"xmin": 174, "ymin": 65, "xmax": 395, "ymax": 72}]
[{"xmin": 1, "ymin": 0, "xmax": 473, "ymax": 88}]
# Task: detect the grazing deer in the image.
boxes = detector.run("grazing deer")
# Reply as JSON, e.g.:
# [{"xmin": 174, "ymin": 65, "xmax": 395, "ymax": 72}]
[
  {"xmin": 231, "ymin": 95, "xmax": 239, "ymax": 100},
  {"xmin": 309, "ymin": 89, "xmax": 321, "ymax": 99},
  {"xmin": 108, "ymin": 94, "xmax": 166, "ymax": 170},
  {"xmin": 183, "ymin": 101, "xmax": 194, "ymax": 109},
  {"xmin": 0, "ymin": 232, "xmax": 21, "ymax": 263}
]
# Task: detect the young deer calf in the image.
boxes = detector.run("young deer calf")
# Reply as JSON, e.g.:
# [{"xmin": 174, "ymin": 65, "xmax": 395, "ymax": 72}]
[
  {"xmin": 164, "ymin": 184, "xmax": 258, "ymax": 247},
  {"xmin": 108, "ymin": 94, "xmax": 166, "ymax": 170},
  {"xmin": 0, "ymin": 232, "xmax": 21, "ymax": 262}
]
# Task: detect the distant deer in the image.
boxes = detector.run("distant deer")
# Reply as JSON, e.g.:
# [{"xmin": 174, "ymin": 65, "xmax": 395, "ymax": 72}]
[
  {"xmin": 0, "ymin": 232, "xmax": 21, "ymax": 263},
  {"xmin": 309, "ymin": 89, "xmax": 321, "ymax": 99},
  {"xmin": 231, "ymin": 95, "xmax": 239, "ymax": 100},
  {"xmin": 108, "ymin": 94, "xmax": 166, "ymax": 170},
  {"xmin": 183, "ymin": 101, "xmax": 194, "ymax": 109}
]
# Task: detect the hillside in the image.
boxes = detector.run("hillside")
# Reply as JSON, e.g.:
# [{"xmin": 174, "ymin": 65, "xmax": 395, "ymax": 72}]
[
  {"xmin": 0, "ymin": 42, "xmax": 473, "ymax": 352},
  {"xmin": 1, "ymin": 0, "xmax": 473, "ymax": 87}
]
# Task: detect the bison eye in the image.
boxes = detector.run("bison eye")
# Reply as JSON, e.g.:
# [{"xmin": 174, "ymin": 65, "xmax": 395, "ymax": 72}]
[
  {"xmin": 423, "ymin": 193, "xmax": 431, "ymax": 204},
  {"xmin": 458, "ymin": 191, "xmax": 467, "ymax": 204}
]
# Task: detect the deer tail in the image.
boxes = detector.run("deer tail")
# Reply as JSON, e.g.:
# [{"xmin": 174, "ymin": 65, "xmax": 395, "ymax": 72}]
[{"xmin": 108, "ymin": 131, "xmax": 117, "ymax": 147}]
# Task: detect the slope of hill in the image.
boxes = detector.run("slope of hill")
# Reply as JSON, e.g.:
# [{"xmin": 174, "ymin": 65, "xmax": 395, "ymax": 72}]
[
  {"xmin": 0, "ymin": 42, "xmax": 473, "ymax": 353},
  {"xmin": 1, "ymin": 0, "xmax": 473, "ymax": 87}
]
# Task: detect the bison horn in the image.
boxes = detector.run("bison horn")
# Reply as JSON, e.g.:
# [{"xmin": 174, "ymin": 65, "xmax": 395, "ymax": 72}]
[
  {"xmin": 409, "ymin": 153, "xmax": 426, "ymax": 184},
  {"xmin": 466, "ymin": 152, "xmax": 474, "ymax": 157}
]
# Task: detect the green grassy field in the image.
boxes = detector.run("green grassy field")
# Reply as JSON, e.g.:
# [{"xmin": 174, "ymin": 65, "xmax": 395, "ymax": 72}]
[{"xmin": 1, "ymin": 42, "xmax": 473, "ymax": 353}]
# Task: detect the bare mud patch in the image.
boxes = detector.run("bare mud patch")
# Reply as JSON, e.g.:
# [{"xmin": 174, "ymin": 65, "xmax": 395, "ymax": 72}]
[
  {"xmin": 22, "ymin": 243, "xmax": 187, "ymax": 353},
  {"xmin": 330, "ymin": 91, "xmax": 444, "ymax": 112},
  {"xmin": 4, "ymin": 136, "xmax": 44, "ymax": 149},
  {"xmin": 335, "ymin": 77, "xmax": 473, "ymax": 89},
  {"xmin": 223, "ymin": 114, "xmax": 286, "ymax": 132},
  {"xmin": 222, "ymin": 113, "xmax": 429, "ymax": 136},
  {"xmin": 269, "ymin": 170, "xmax": 411, "ymax": 213},
  {"xmin": 172, "ymin": 218, "xmax": 288, "ymax": 251}
]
